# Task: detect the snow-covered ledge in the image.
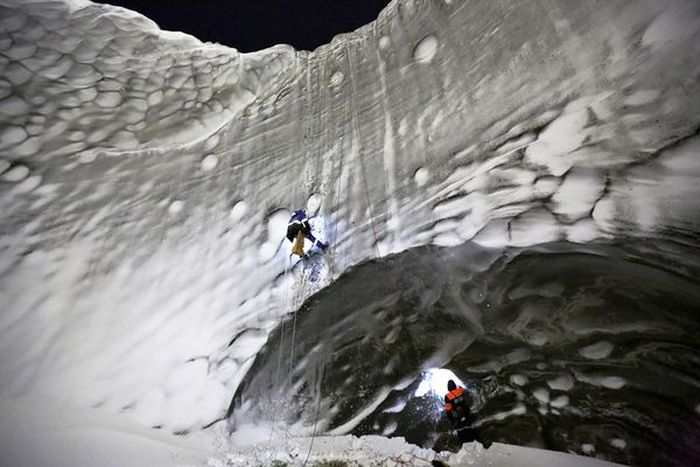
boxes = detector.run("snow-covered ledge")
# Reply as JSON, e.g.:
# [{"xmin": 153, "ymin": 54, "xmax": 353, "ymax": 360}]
[{"xmin": 0, "ymin": 0, "xmax": 698, "ymax": 437}]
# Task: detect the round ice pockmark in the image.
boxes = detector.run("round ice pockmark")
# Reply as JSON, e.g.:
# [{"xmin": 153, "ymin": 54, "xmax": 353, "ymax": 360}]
[
  {"xmin": 610, "ymin": 438, "xmax": 626, "ymax": 449},
  {"xmin": 534, "ymin": 176, "xmax": 560, "ymax": 198},
  {"xmin": 307, "ymin": 192, "xmax": 322, "ymax": 215},
  {"xmin": 528, "ymin": 331, "xmax": 548, "ymax": 346},
  {"xmin": 0, "ymin": 11, "xmax": 28, "ymax": 32},
  {"xmin": 578, "ymin": 341, "xmax": 614, "ymax": 360},
  {"xmin": 505, "ymin": 347, "xmax": 530, "ymax": 365},
  {"xmin": 329, "ymin": 70, "xmax": 344, "ymax": 87},
  {"xmin": 510, "ymin": 374, "xmax": 528, "ymax": 386},
  {"xmin": 230, "ymin": 200, "xmax": 248, "ymax": 221},
  {"xmin": 78, "ymin": 87, "xmax": 98, "ymax": 102},
  {"xmin": 78, "ymin": 151, "xmax": 97, "ymax": 164},
  {"xmin": 0, "ymin": 125, "xmax": 28, "ymax": 146},
  {"xmin": 96, "ymin": 91, "xmax": 123, "ymax": 108},
  {"xmin": 5, "ymin": 62, "xmax": 32, "ymax": 86},
  {"xmin": 550, "ymin": 395, "xmax": 569, "ymax": 408},
  {"xmin": 6, "ymin": 42, "xmax": 37, "ymax": 61},
  {"xmin": 168, "ymin": 200, "xmax": 184, "ymax": 214},
  {"xmin": 68, "ymin": 64, "xmax": 101, "ymax": 87},
  {"xmin": 0, "ymin": 95, "xmax": 30, "ymax": 117},
  {"xmin": 414, "ymin": 167, "xmax": 430, "ymax": 187},
  {"xmin": 201, "ymin": 154, "xmax": 218, "ymax": 171},
  {"xmin": 533, "ymin": 387, "xmax": 550, "ymax": 404},
  {"xmin": 147, "ymin": 89, "xmax": 163, "ymax": 106},
  {"xmin": 413, "ymin": 35, "xmax": 439, "ymax": 63},
  {"xmin": 600, "ymin": 376, "xmax": 626, "ymax": 389},
  {"xmin": 547, "ymin": 374, "xmax": 574, "ymax": 391},
  {"xmin": 12, "ymin": 174, "xmax": 41, "ymax": 194},
  {"xmin": 41, "ymin": 55, "xmax": 74, "ymax": 80},
  {"xmin": 12, "ymin": 136, "xmax": 41, "ymax": 157},
  {"xmin": 122, "ymin": 107, "xmax": 143, "ymax": 125},
  {"xmin": 98, "ymin": 79, "xmax": 123, "ymax": 92},
  {"xmin": 378, "ymin": 36, "xmax": 391, "ymax": 50},
  {"xmin": 510, "ymin": 208, "xmax": 562, "ymax": 247},
  {"xmin": 581, "ymin": 444, "xmax": 595, "ymax": 455},
  {"xmin": 1, "ymin": 164, "xmax": 29, "ymax": 182},
  {"xmin": 566, "ymin": 219, "xmax": 600, "ymax": 243}
]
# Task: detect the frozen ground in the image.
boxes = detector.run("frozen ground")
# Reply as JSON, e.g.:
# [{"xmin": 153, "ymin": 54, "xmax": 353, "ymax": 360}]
[
  {"xmin": 0, "ymin": 395, "xmax": 624, "ymax": 467},
  {"xmin": 1, "ymin": 0, "xmax": 699, "ymax": 465}
]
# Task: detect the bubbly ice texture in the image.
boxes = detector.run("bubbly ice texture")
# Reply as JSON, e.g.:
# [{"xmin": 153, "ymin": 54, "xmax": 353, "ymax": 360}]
[{"xmin": 0, "ymin": 0, "xmax": 699, "ymax": 455}]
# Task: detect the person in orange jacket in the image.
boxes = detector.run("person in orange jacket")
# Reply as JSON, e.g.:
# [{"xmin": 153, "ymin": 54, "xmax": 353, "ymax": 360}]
[{"xmin": 444, "ymin": 379, "xmax": 491, "ymax": 449}]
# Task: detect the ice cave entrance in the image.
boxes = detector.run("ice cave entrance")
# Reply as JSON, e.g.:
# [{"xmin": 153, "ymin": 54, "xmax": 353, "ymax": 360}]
[{"xmin": 415, "ymin": 368, "xmax": 464, "ymax": 400}]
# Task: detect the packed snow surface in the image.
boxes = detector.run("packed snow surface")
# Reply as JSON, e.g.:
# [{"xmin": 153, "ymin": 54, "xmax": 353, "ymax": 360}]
[{"xmin": 0, "ymin": 395, "xmax": 624, "ymax": 467}]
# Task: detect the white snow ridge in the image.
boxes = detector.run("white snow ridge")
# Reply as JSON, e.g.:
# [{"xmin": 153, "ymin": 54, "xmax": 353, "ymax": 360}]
[{"xmin": 1, "ymin": 0, "xmax": 699, "ymax": 466}]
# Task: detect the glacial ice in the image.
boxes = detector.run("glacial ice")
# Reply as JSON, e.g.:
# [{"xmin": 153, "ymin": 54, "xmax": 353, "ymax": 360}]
[{"xmin": 0, "ymin": 0, "xmax": 699, "ymax": 465}]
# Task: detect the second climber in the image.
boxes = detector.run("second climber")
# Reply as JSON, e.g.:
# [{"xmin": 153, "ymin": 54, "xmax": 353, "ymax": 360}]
[
  {"xmin": 444, "ymin": 379, "xmax": 491, "ymax": 449},
  {"xmin": 286, "ymin": 209, "xmax": 329, "ymax": 257}
]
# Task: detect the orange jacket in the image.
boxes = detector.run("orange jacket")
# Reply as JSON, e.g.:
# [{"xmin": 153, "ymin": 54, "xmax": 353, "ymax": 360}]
[{"xmin": 444, "ymin": 386, "xmax": 465, "ymax": 413}]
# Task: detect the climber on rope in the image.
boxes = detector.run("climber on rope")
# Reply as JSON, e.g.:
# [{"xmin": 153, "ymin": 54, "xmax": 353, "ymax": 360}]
[
  {"xmin": 286, "ymin": 209, "xmax": 329, "ymax": 257},
  {"xmin": 444, "ymin": 379, "xmax": 492, "ymax": 449}
]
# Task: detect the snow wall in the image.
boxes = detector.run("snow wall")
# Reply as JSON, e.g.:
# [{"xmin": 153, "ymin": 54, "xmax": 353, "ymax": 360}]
[{"xmin": 0, "ymin": 0, "xmax": 699, "ymax": 462}]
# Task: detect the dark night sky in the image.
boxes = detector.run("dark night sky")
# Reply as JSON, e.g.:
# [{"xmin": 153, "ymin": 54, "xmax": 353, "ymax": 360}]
[{"xmin": 94, "ymin": 0, "xmax": 392, "ymax": 52}]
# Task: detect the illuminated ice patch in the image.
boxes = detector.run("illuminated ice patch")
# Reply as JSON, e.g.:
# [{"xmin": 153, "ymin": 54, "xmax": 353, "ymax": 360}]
[{"xmin": 414, "ymin": 368, "xmax": 464, "ymax": 398}]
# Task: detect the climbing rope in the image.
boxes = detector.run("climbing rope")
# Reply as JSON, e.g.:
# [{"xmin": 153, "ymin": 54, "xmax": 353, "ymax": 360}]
[
  {"xmin": 250, "ymin": 44, "xmax": 385, "ymax": 463},
  {"xmin": 300, "ymin": 52, "xmax": 360, "ymax": 466},
  {"xmin": 300, "ymin": 45, "xmax": 388, "ymax": 465},
  {"xmin": 302, "ymin": 46, "xmax": 390, "ymax": 466},
  {"xmin": 269, "ymin": 255, "xmax": 293, "ymax": 444},
  {"xmin": 288, "ymin": 63, "xmax": 313, "ymax": 386}
]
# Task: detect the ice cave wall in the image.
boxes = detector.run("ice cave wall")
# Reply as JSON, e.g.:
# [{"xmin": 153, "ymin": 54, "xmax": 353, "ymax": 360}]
[{"xmin": 0, "ymin": 0, "xmax": 699, "ymax": 433}]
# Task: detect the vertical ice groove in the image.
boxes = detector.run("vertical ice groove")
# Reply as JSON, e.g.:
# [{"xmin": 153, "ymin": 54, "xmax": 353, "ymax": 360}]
[{"xmin": 376, "ymin": 44, "xmax": 401, "ymax": 253}]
